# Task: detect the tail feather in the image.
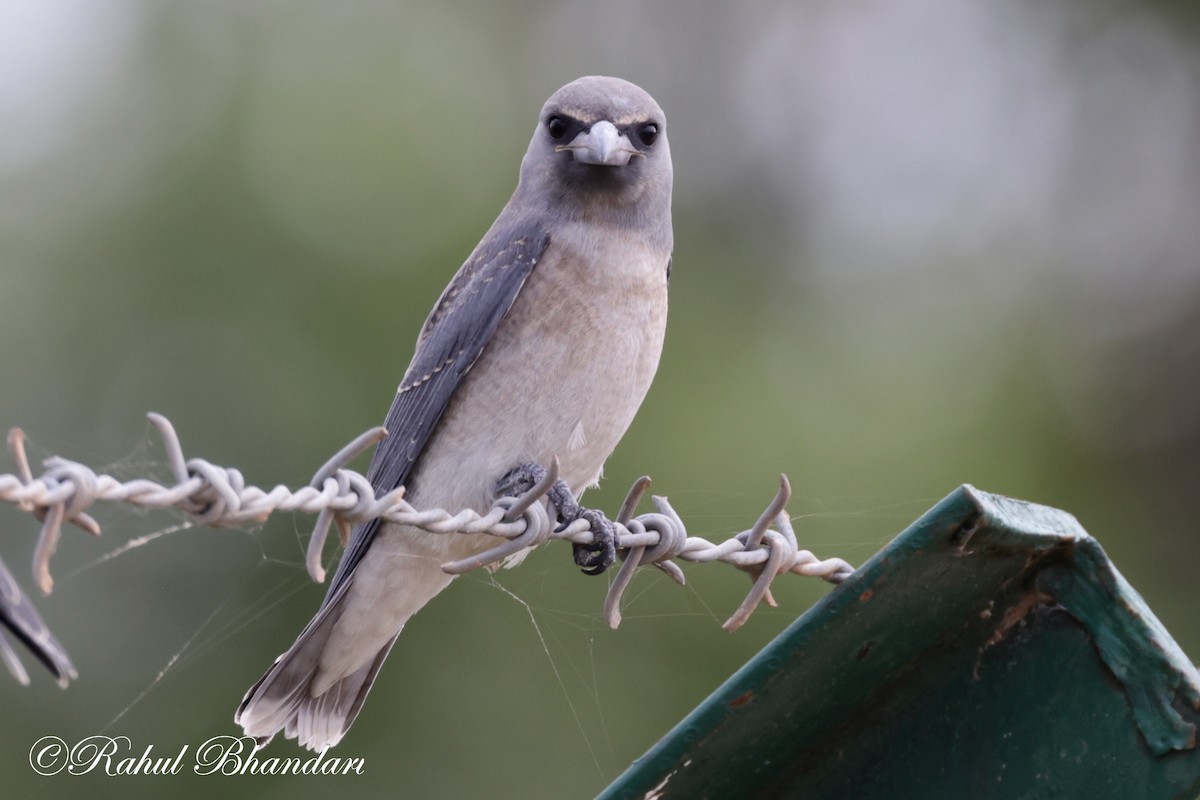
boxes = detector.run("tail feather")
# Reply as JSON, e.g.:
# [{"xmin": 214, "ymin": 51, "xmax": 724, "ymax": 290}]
[{"xmin": 236, "ymin": 587, "xmax": 398, "ymax": 751}]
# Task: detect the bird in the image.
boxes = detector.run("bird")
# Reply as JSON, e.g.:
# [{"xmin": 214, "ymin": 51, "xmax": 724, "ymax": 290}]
[
  {"xmin": 236, "ymin": 75, "xmax": 673, "ymax": 751},
  {"xmin": 0, "ymin": 553, "xmax": 77, "ymax": 687}
]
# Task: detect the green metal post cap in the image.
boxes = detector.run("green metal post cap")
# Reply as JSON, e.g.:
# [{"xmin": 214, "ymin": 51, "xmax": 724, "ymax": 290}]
[{"xmin": 599, "ymin": 486, "xmax": 1200, "ymax": 800}]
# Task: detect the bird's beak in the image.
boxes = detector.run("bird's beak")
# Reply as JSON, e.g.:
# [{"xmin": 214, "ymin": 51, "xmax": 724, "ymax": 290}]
[{"xmin": 562, "ymin": 120, "xmax": 638, "ymax": 166}]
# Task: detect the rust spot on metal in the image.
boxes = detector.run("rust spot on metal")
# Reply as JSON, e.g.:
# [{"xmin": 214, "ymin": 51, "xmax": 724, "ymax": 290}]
[
  {"xmin": 729, "ymin": 691, "xmax": 754, "ymax": 708},
  {"xmin": 985, "ymin": 590, "xmax": 1054, "ymax": 649},
  {"xmin": 859, "ymin": 589, "xmax": 874, "ymax": 603},
  {"xmin": 973, "ymin": 589, "xmax": 1057, "ymax": 681}
]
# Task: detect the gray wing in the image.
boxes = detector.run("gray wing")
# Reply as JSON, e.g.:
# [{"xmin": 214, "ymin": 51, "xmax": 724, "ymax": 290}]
[
  {"xmin": 321, "ymin": 220, "xmax": 550, "ymax": 606},
  {"xmin": 0, "ymin": 553, "xmax": 76, "ymax": 687}
]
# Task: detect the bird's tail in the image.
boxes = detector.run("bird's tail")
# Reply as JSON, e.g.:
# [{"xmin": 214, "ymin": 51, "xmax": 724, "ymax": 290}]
[{"xmin": 235, "ymin": 592, "xmax": 398, "ymax": 752}]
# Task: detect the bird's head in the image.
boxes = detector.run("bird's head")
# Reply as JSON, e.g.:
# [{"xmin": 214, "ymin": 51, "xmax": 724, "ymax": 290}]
[{"xmin": 518, "ymin": 76, "xmax": 672, "ymax": 224}]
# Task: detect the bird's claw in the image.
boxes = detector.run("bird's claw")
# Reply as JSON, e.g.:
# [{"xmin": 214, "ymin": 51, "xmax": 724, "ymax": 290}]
[
  {"xmin": 572, "ymin": 508, "xmax": 616, "ymax": 575},
  {"xmin": 496, "ymin": 462, "xmax": 618, "ymax": 575},
  {"xmin": 548, "ymin": 478, "xmax": 617, "ymax": 574}
]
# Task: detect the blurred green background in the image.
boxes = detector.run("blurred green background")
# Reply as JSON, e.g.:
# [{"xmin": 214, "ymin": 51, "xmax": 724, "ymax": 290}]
[{"xmin": 2, "ymin": 1, "xmax": 1198, "ymax": 797}]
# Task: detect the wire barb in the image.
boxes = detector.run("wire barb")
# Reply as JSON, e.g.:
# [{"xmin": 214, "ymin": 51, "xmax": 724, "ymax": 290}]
[{"xmin": 0, "ymin": 413, "xmax": 855, "ymax": 628}]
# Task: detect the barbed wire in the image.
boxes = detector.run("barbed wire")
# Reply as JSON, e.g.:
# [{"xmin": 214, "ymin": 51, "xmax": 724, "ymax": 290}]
[{"xmin": 1, "ymin": 412, "xmax": 853, "ymax": 633}]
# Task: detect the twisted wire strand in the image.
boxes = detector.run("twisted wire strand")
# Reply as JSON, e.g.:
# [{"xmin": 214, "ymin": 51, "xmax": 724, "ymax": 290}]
[{"xmin": 2, "ymin": 412, "xmax": 854, "ymax": 632}]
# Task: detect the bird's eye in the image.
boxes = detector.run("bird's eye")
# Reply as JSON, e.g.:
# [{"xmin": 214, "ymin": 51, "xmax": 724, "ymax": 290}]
[
  {"xmin": 546, "ymin": 116, "xmax": 568, "ymax": 140},
  {"xmin": 637, "ymin": 122, "xmax": 659, "ymax": 147}
]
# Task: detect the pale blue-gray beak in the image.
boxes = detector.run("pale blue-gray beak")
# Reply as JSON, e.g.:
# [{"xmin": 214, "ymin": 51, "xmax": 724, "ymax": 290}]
[{"xmin": 564, "ymin": 120, "xmax": 638, "ymax": 166}]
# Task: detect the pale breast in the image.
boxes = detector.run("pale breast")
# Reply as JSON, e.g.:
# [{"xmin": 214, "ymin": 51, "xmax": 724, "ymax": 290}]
[{"xmin": 408, "ymin": 221, "xmax": 670, "ymax": 521}]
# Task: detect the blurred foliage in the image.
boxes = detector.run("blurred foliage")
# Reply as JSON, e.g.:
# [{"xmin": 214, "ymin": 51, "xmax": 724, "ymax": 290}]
[{"xmin": 1, "ymin": 1, "xmax": 1198, "ymax": 797}]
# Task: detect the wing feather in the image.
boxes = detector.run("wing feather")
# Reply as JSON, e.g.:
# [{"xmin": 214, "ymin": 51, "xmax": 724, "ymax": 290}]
[{"xmin": 321, "ymin": 221, "xmax": 550, "ymax": 605}]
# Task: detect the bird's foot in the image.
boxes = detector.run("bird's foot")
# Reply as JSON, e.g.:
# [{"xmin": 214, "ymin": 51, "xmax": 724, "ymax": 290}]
[
  {"xmin": 546, "ymin": 479, "xmax": 617, "ymax": 575},
  {"xmin": 495, "ymin": 462, "xmax": 550, "ymax": 499},
  {"xmin": 569, "ymin": 508, "xmax": 617, "ymax": 575},
  {"xmin": 495, "ymin": 462, "xmax": 618, "ymax": 575}
]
